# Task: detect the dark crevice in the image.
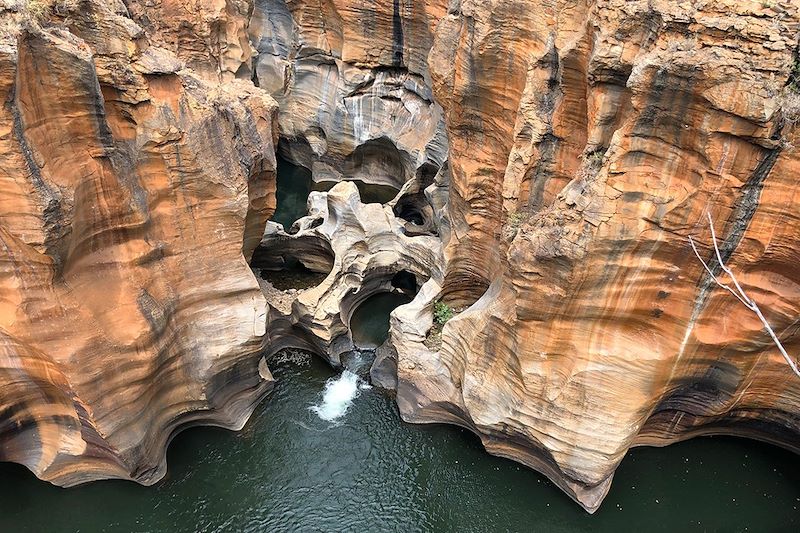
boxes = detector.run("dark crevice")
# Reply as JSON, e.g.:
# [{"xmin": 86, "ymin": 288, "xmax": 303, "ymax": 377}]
[{"xmin": 391, "ymin": 0, "xmax": 404, "ymax": 67}]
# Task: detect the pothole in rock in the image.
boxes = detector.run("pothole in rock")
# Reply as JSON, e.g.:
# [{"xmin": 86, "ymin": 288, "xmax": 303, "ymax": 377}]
[
  {"xmin": 253, "ymin": 260, "xmax": 328, "ymax": 315},
  {"xmin": 259, "ymin": 260, "xmax": 328, "ymax": 291},
  {"xmin": 251, "ymin": 234, "xmax": 334, "ymax": 313},
  {"xmin": 349, "ymin": 291, "xmax": 413, "ymax": 350}
]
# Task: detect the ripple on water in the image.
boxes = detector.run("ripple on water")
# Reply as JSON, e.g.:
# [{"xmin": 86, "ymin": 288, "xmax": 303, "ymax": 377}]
[{"xmin": 0, "ymin": 351, "xmax": 798, "ymax": 533}]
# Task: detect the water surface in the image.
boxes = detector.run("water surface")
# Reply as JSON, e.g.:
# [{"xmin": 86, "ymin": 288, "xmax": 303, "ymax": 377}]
[
  {"xmin": 272, "ymin": 156, "xmax": 314, "ymax": 229},
  {"xmin": 271, "ymin": 156, "xmax": 399, "ymax": 230},
  {"xmin": 350, "ymin": 292, "xmax": 412, "ymax": 349},
  {"xmin": 0, "ymin": 349, "xmax": 798, "ymax": 532}
]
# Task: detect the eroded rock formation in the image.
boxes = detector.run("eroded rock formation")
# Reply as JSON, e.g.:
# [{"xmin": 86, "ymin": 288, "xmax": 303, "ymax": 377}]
[
  {"xmin": 0, "ymin": 1, "xmax": 278, "ymax": 486},
  {"xmin": 252, "ymin": 179, "xmax": 443, "ymax": 366},
  {"xmin": 249, "ymin": 0, "xmax": 449, "ymax": 190},
  {"xmin": 1, "ymin": 0, "xmax": 799, "ymax": 516},
  {"xmin": 396, "ymin": 0, "xmax": 800, "ymax": 512}
]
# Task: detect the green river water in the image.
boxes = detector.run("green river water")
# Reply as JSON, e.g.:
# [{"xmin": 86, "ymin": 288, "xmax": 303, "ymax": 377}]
[
  {"xmin": 1, "ymin": 319, "xmax": 798, "ymax": 532},
  {"xmin": 271, "ymin": 156, "xmax": 398, "ymax": 229},
  {"xmin": 1, "ymin": 159, "xmax": 797, "ymax": 533}
]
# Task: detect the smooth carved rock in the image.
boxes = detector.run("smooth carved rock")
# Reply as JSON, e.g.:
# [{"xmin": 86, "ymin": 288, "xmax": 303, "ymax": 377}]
[
  {"xmin": 0, "ymin": 2, "xmax": 278, "ymax": 486},
  {"xmin": 254, "ymin": 180, "xmax": 443, "ymax": 366},
  {"xmin": 401, "ymin": 0, "xmax": 800, "ymax": 512},
  {"xmin": 249, "ymin": 0, "xmax": 449, "ymax": 189},
  {"xmin": 2, "ymin": 0, "xmax": 800, "ymax": 517}
]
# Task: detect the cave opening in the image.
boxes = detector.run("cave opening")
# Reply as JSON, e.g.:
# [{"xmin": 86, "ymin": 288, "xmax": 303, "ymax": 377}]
[
  {"xmin": 342, "ymin": 136, "xmax": 410, "ymax": 190},
  {"xmin": 390, "ymin": 270, "xmax": 417, "ymax": 294},
  {"xmin": 251, "ymin": 234, "xmax": 334, "ymax": 292},
  {"xmin": 349, "ymin": 291, "xmax": 412, "ymax": 350},
  {"xmin": 392, "ymin": 197, "xmax": 425, "ymax": 226}
]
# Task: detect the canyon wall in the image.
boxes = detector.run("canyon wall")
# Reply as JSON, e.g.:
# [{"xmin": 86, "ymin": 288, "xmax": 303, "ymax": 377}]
[
  {"xmin": 0, "ymin": 0, "xmax": 278, "ymax": 486},
  {"xmin": 1, "ymin": 0, "xmax": 799, "ymax": 516},
  {"xmin": 396, "ymin": 0, "xmax": 800, "ymax": 512},
  {"xmin": 249, "ymin": 0, "xmax": 449, "ymax": 190},
  {"xmin": 246, "ymin": 0, "xmax": 800, "ymax": 513}
]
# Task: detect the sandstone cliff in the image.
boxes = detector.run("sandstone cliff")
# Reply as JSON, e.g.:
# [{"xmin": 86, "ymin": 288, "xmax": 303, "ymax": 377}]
[
  {"xmin": 0, "ymin": 0, "xmax": 278, "ymax": 486},
  {"xmin": 249, "ymin": 0, "xmax": 800, "ymax": 513},
  {"xmin": 1, "ymin": 0, "xmax": 799, "ymax": 516},
  {"xmin": 396, "ymin": 0, "xmax": 800, "ymax": 512}
]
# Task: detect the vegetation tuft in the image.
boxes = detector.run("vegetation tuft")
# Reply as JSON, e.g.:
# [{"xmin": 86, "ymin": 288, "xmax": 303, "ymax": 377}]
[
  {"xmin": 23, "ymin": 0, "xmax": 79, "ymax": 24},
  {"xmin": 507, "ymin": 211, "xmax": 526, "ymax": 229},
  {"xmin": 425, "ymin": 302, "xmax": 459, "ymax": 350},
  {"xmin": 26, "ymin": 0, "xmax": 52, "ymax": 22},
  {"xmin": 433, "ymin": 302, "xmax": 454, "ymax": 326}
]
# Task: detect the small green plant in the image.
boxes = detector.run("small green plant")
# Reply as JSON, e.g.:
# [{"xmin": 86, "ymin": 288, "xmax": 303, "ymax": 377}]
[
  {"xmin": 26, "ymin": 0, "xmax": 53, "ymax": 22},
  {"xmin": 433, "ymin": 302, "xmax": 454, "ymax": 326},
  {"xmin": 426, "ymin": 302, "xmax": 457, "ymax": 350},
  {"xmin": 508, "ymin": 211, "xmax": 526, "ymax": 229}
]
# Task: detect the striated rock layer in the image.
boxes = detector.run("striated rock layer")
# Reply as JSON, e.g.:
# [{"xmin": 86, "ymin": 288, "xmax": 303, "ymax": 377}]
[
  {"xmin": 249, "ymin": 0, "xmax": 449, "ymax": 190},
  {"xmin": 1, "ymin": 0, "xmax": 800, "ymax": 516},
  {"xmin": 0, "ymin": 1, "xmax": 278, "ymax": 486},
  {"xmin": 395, "ymin": 0, "xmax": 800, "ymax": 512}
]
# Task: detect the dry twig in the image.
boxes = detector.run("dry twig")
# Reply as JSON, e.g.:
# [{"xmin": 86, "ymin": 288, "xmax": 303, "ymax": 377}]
[{"xmin": 689, "ymin": 212, "xmax": 800, "ymax": 378}]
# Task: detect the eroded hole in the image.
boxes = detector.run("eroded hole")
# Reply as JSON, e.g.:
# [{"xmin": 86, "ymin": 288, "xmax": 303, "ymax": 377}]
[
  {"xmin": 393, "ymin": 203, "xmax": 425, "ymax": 225},
  {"xmin": 391, "ymin": 270, "xmax": 417, "ymax": 295},
  {"xmin": 342, "ymin": 136, "xmax": 411, "ymax": 189},
  {"xmin": 251, "ymin": 235, "xmax": 334, "ymax": 294},
  {"xmin": 272, "ymin": 154, "xmax": 314, "ymax": 229},
  {"xmin": 260, "ymin": 259, "xmax": 327, "ymax": 291},
  {"xmin": 349, "ymin": 292, "xmax": 412, "ymax": 350}
]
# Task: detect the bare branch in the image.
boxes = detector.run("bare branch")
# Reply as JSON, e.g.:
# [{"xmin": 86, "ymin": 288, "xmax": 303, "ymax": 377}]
[
  {"xmin": 688, "ymin": 234, "xmax": 754, "ymax": 310},
  {"xmin": 705, "ymin": 212, "xmax": 756, "ymax": 310},
  {"xmin": 752, "ymin": 305, "xmax": 800, "ymax": 378},
  {"xmin": 690, "ymin": 213, "xmax": 800, "ymax": 379}
]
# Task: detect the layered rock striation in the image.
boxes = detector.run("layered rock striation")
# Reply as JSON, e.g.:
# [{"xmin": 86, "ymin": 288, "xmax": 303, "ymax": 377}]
[
  {"xmin": 397, "ymin": 0, "xmax": 800, "ymax": 512},
  {"xmin": 1, "ymin": 0, "xmax": 799, "ymax": 516},
  {"xmin": 0, "ymin": 1, "xmax": 278, "ymax": 486},
  {"xmin": 249, "ymin": 0, "xmax": 449, "ymax": 191}
]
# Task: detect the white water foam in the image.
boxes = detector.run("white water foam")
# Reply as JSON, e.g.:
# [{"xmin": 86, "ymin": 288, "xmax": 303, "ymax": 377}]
[{"xmin": 310, "ymin": 370, "xmax": 362, "ymax": 422}]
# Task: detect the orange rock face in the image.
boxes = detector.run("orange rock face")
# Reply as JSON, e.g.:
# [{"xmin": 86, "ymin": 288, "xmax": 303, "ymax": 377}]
[
  {"xmin": 126, "ymin": 0, "xmax": 255, "ymax": 82},
  {"xmin": 1, "ymin": 0, "xmax": 799, "ymax": 516},
  {"xmin": 0, "ymin": 2, "xmax": 278, "ymax": 486},
  {"xmin": 398, "ymin": 0, "xmax": 800, "ymax": 512}
]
